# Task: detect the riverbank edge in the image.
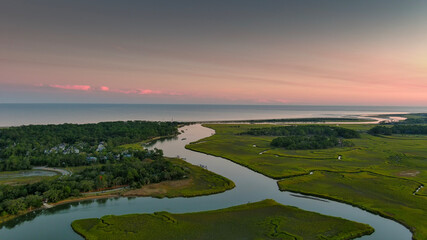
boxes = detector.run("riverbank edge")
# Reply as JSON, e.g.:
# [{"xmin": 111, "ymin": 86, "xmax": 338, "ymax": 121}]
[
  {"xmin": 185, "ymin": 125, "xmax": 419, "ymax": 240},
  {"xmin": 185, "ymin": 145, "xmax": 286, "ymax": 179},
  {"xmin": 275, "ymin": 169, "xmax": 427, "ymax": 240},
  {"xmin": 70, "ymin": 199, "xmax": 375, "ymax": 240},
  {"xmin": 0, "ymin": 131, "xmax": 181, "ymax": 224},
  {"xmin": 70, "ymin": 222, "xmax": 87, "ymax": 240},
  {"xmin": 122, "ymin": 180, "xmax": 235, "ymax": 198},
  {"xmin": 277, "ymin": 186, "xmax": 418, "ymax": 240},
  {"xmin": 0, "ymin": 181, "xmax": 233, "ymax": 225},
  {"xmin": 186, "ymin": 144, "xmax": 418, "ymax": 240},
  {"xmin": 0, "ymin": 158, "xmax": 236, "ymax": 225}
]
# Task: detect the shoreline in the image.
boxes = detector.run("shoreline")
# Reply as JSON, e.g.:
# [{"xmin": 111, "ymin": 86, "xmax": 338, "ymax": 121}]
[
  {"xmin": 274, "ymin": 169, "xmax": 426, "ymax": 239},
  {"xmin": 0, "ymin": 123, "xmax": 418, "ymax": 240},
  {"xmin": 193, "ymin": 113, "xmax": 409, "ymax": 125},
  {"xmin": 186, "ymin": 123, "xmax": 422, "ymax": 239},
  {"xmin": 0, "ymin": 156, "xmax": 236, "ymax": 225},
  {"xmin": 187, "ymin": 144, "xmax": 419, "ymax": 240},
  {"xmin": 0, "ymin": 112, "xmax": 413, "ymax": 128},
  {"xmin": 279, "ymin": 188, "xmax": 417, "ymax": 240},
  {"xmin": 187, "ymin": 141, "xmax": 423, "ymax": 237},
  {"xmin": 0, "ymin": 115, "xmax": 420, "ymax": 238},
  {"xmin": 0, "ymin": 190, "xmax": 125, "ymax": 225},
  {"xmin": 0, "ymin": 178, "xmax": 235, "ymax": 225}
]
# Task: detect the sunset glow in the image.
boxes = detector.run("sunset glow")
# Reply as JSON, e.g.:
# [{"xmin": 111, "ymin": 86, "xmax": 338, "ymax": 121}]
[
  {"xmin": 49, "ymin": 85, "xmax": 92, "ymax": 91},
  {"xmin": 1, "ymin": 1, "xmax": 427, "ymax": 105}
]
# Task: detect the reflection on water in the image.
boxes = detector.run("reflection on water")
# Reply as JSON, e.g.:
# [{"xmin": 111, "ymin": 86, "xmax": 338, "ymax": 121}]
[
  {"xmin": 0, "ymin": 198, "xmax": 121, "ymax": 230},
  {"xmin": 144, "ymin": 136, "xmax": 179, "ymax": 148},
  {"xmin": 0, "ymin": 124, "xmax": 412, "ymax": 240},
  {"xmin": 0, "ymin": 170, "xmax": 57, "ymax": 179}
]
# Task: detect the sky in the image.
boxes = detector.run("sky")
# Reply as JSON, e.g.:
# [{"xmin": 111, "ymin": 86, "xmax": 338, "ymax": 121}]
[{"xmin": 1, "ymin": 0, "xmax": 427, "ymax": 105}]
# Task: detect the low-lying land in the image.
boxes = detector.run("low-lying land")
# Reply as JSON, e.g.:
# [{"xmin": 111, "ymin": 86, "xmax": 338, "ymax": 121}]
[
  {"xmin": 203, "ymin": 117, "xmax": 377, "ymax": 124},
  {"xmin": 369, "ymin": 125, "xmax": 427, "ymax": 135},
  {"xmin": 0, "ymin": 157, "xmax": 234, "ymax": 224},
  {"xmin": 72, "ymin": 199, "xmax": 374, "ymax": 240},
  {"xmin": 377, "ymin": 113, "xmax": 427, "ymax": 125},
  {"xmin": 243, "ymin": 125, "xmax": 360, "ymax": 150},
  {"xmin": 186, "ymin": 123, "xmax": 427, "ymax": 183},
  {"xmin": 186, "ymin": 120, "xmax": 427, "ymax": 239},
  {"xmin": 278, "ymin": 171, "xmax": 427, "ymax": 239},
  {"xmin": 123, "ymin": 158, "xmax": 234, "ymax": 198},
  {"xmin": 0, "ymin": 120, "xmax": 234, "ymax": 225},
  {"xmin": 0, "ymin": 170, "xmax": 58, "ymax": 185}
]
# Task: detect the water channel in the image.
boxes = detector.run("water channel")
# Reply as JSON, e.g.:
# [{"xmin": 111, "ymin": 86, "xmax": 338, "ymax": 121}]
[{"xmin": 0, "ymin": 124, "xmax": 412, "ymax": 239}]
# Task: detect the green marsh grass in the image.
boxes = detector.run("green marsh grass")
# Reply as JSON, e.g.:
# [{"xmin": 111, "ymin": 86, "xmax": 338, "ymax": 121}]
[
  {"xmin": 186, "ymin": 123, "xmax": 427, "ymax": 239},
  {"xmin": 278, "ymin": 171, "xmax": 427, "ymax": 240},
  {"xmin": 72, "ymin": 199, "xmax": 374, "ymax": 240}
]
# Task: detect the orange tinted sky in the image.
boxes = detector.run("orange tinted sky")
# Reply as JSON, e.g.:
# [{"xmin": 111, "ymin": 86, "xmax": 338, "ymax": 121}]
[{"xmin": 1, "ymin": 1, "xmax": 426, "ymax": 105}]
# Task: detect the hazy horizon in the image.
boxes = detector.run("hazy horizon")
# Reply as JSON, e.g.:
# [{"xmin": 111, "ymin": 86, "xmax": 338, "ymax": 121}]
[
  {"xmin": 2, "ymin": 1, "xmax": 427, "ymax": 105},
  {"xmin": 0, "ymin": 103, "xmax": 426, "ymax": 107},
  {"xmin": 2, "ymin": 104, "xmax": 426, "ymax": 127}
]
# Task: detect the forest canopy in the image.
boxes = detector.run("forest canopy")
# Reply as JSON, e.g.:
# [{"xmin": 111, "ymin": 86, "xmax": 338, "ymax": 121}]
[
  {"xmin": 368, "ymin": 125, "xmax": 427, "ymax": 135},
  {"xmin": 0, "ymin": 149, "xmax": 187, "ymax": 216},
  {"xmin": 242, "ymin": 125, "xmax": 360, "ymax": 138},
  {"xmin": 243, "ymin": 125, "xmax": 359, "ymax": 150},
  {"xmin": 271, "ymin": 135, "xmax": 355, "ymax": 150},
  {"xmin": 0, "ymin": 121, "xmax": 179, "ymax": 171}
]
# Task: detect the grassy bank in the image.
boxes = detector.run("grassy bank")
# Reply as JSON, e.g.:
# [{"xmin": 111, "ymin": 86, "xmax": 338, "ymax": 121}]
[
  {"xmin": 122, "ymin": 158, "xmax": 235, "ymax": 198},
  {"xmin": 278, "ymin": 171, "xmax": 427, "ymax": 239},
  {"xmin": 117, "ymin": 135, "xmax": 177, "ymax": 151},
  {"xmin": 72, "ymin": 199, "xmax": 374, "ymax": 240},
  {"xmin": 186, "ymin": 124, "xmax": 427, "ymax": 183},
  {"xmin": 185, "ymin": 123, "xmax": 427, "ymax": 239},
  {"xmin": 54, "ymin": 158, "xmax": 234, "ymax": 201},
  {"xmin": 0, "ymin": 158, "xmax": 234, "ymax": 224}
]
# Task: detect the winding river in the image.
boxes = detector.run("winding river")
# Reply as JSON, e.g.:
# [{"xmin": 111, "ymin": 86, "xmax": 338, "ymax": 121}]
[{"xmin": 0, "ymin": 124, "xmax": 412, "ymax": 239}]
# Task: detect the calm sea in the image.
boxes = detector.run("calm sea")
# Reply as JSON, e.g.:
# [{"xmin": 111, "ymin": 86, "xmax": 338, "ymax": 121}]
[{"xmin": 0, "ymin": 104, "xmax": 426, "ymax": 127}]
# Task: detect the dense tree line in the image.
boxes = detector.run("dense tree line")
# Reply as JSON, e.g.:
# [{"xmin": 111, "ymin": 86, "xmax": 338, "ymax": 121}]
[
  {"xmin": 0, "ymin": 121, "xmax": 179, "ymax": 171},
  {"xmin": 243, "ymin": 125, "xmax": 360, "ymax": 138},
  {"xmin": 368, "ymin": 125, "xmax": 427, "ymax": 135},
  {"xmin": 396, "ymin": 115, "xmax": 427, "ymax": 124},
  {"xmin": 399, "ymin": 118, "xmax": 427, "ymax": 124},
  {"xmin": 245, "ymin": 118, "xmax": 366, "ymax": 123},
  {"xmin": 242, "ymin": 125, "xmax": 359, "ymax": 150},
  {"xmin": 0, "ymin": 150, "xmax": 186, "ymax": 216},
  {"xmin": 271, "ymin": 135, "xmax": 354, "ymax": 150}
]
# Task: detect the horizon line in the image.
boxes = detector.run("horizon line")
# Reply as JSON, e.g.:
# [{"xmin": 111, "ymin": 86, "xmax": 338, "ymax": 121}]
[{"xmin": 0, "ymin": 103, "xmax": 426, "ymax": 107}]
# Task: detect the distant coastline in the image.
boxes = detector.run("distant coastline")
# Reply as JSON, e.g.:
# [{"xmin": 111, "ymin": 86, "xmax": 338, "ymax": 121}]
[{"xmin": 1, "ymin": 103, "xmax": 425, "ymax": 127}]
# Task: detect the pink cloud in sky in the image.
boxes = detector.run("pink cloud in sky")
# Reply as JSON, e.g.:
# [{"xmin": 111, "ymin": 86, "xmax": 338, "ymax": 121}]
[
  {"xmin": 49, "ymin": 84, "xmax": 91, "ymax": 91},
  {"xmin": 38, "ymin": 84, "xmax": 180, "ymax": 97},
  {"xmin": 106, "ymin": 88, "xmax": 163, "ymax": 95},
  {"xmin": 138, "ymin": 89, "xmax": 161, "ymax": 95}
]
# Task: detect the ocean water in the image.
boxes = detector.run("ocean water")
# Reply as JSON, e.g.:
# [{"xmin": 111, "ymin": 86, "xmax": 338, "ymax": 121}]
[{"xmin": 0, "ymin": 104, "xmax": 426, "ymax": 127}]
